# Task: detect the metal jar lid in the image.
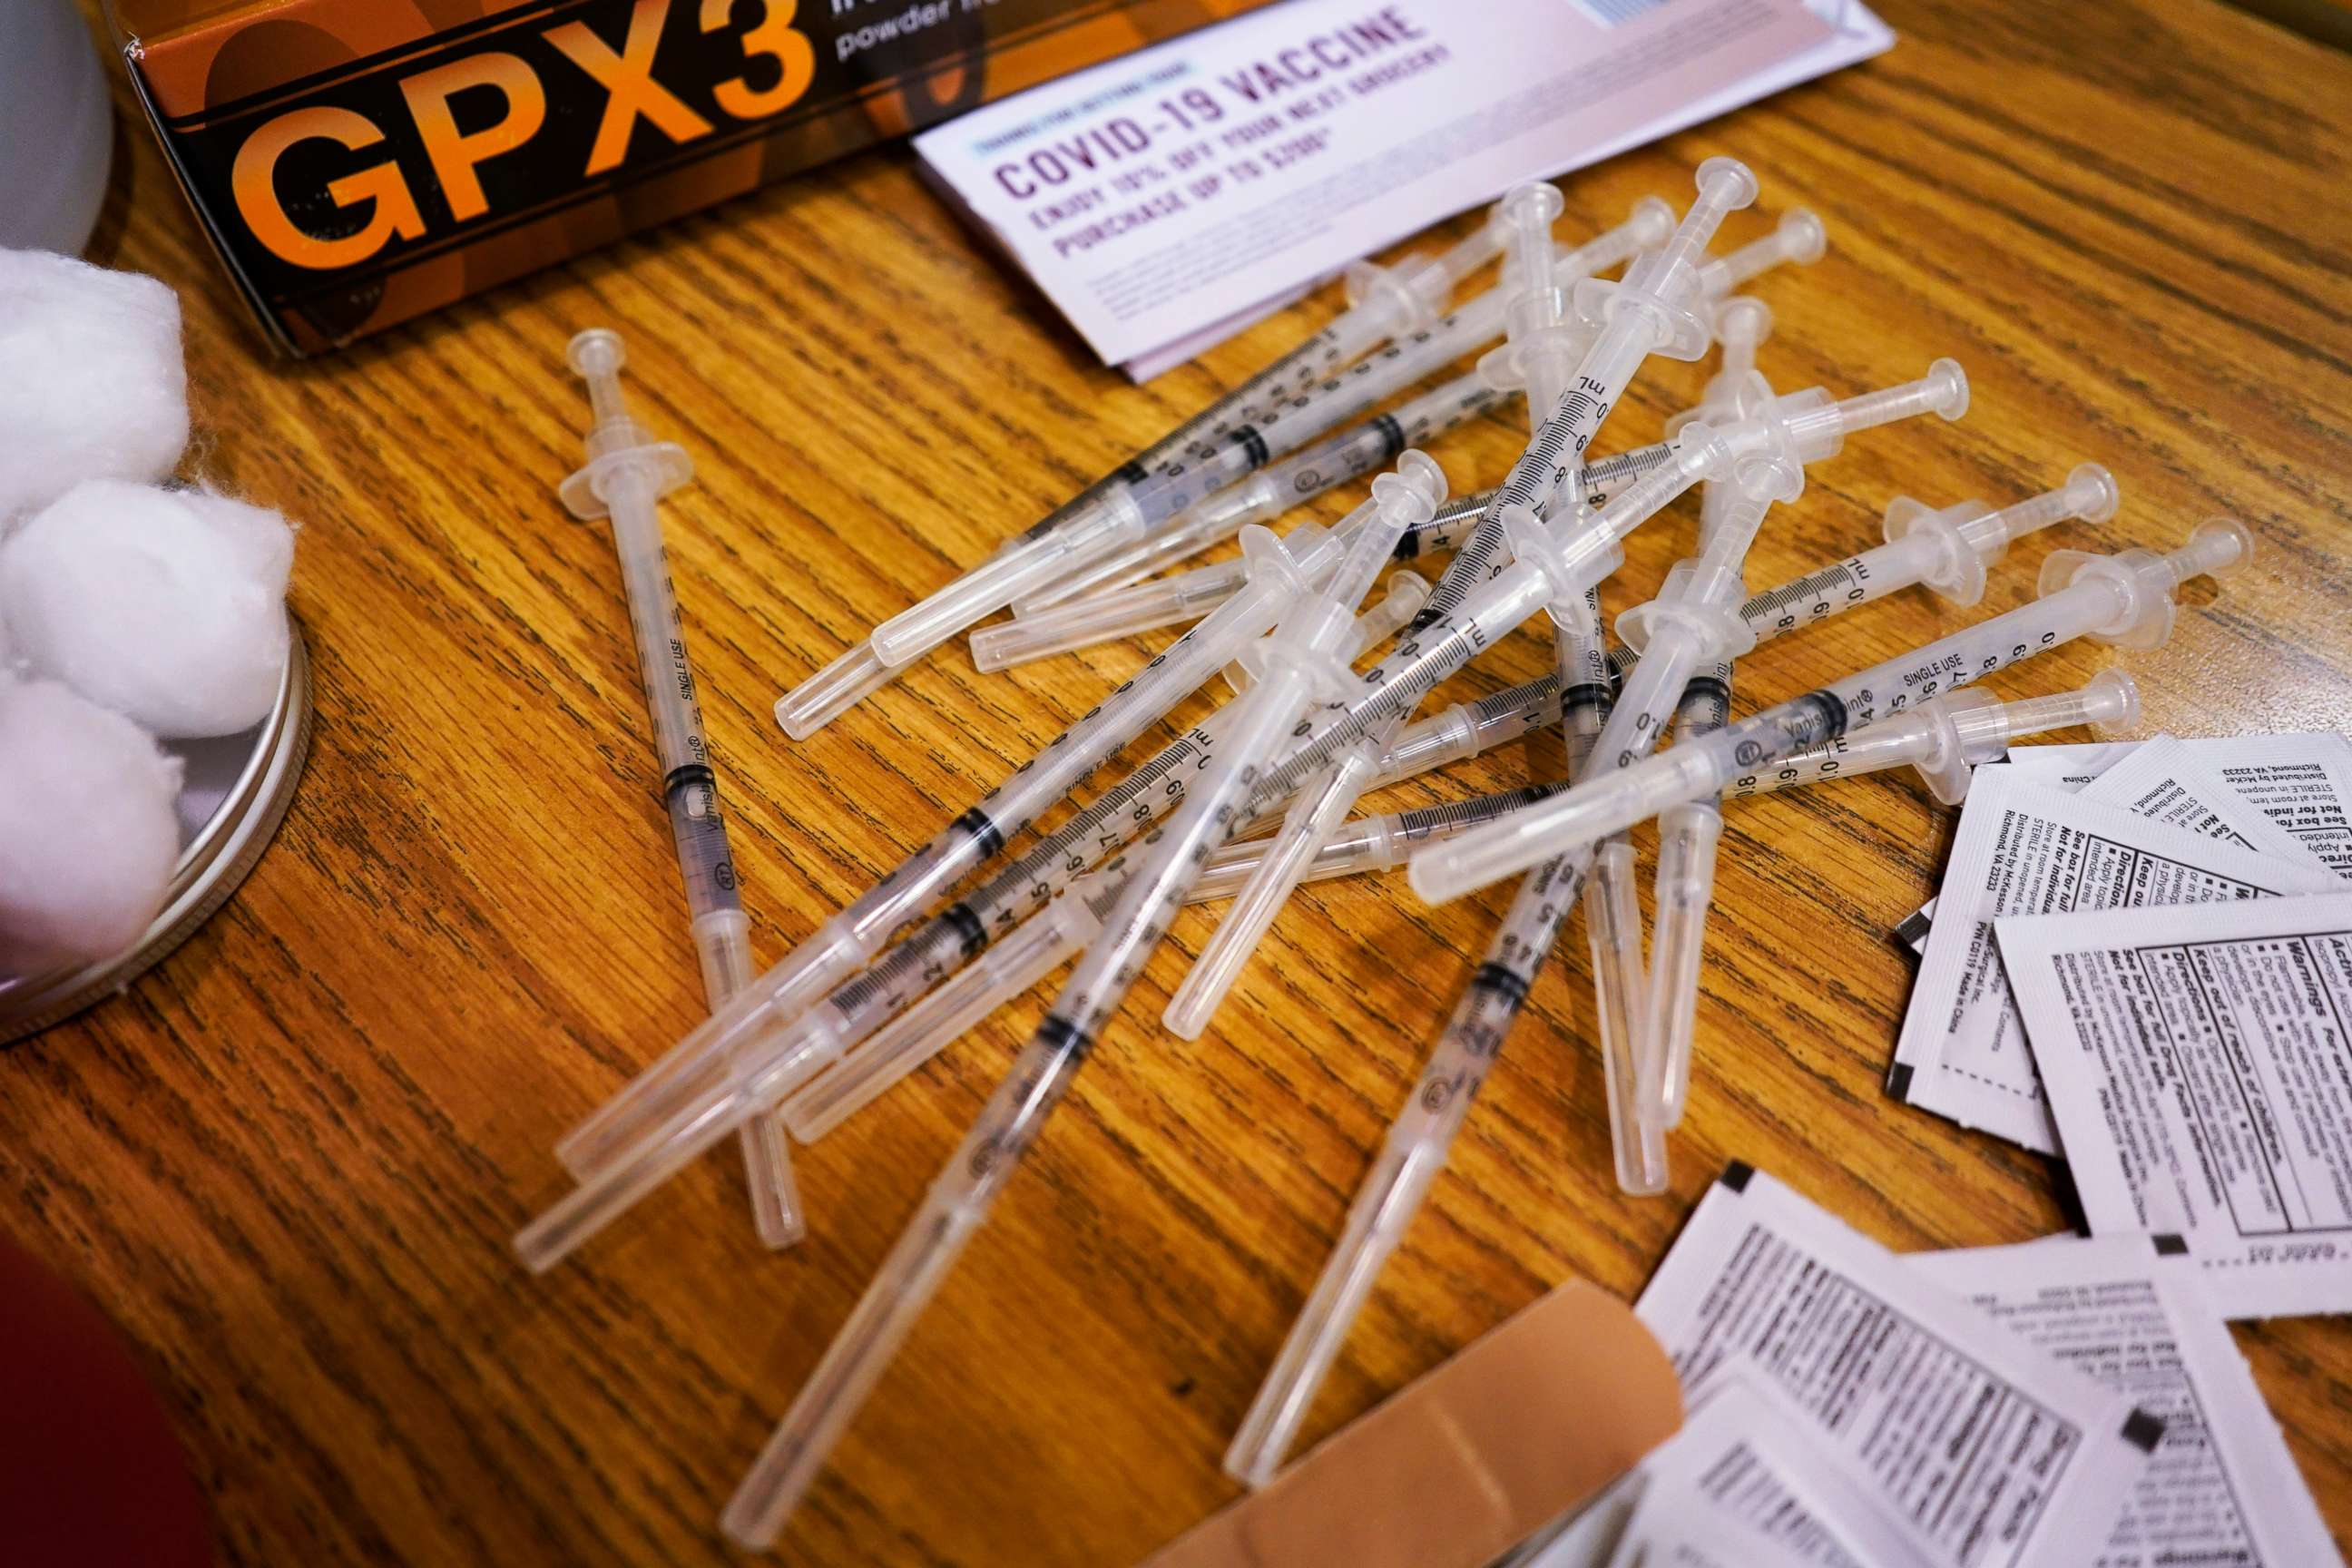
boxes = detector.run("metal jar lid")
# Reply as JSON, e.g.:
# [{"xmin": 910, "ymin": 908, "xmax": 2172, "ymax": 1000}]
[{"xmin": 0, "ymin": 620, "xmax": 313, "ymax": 1044}]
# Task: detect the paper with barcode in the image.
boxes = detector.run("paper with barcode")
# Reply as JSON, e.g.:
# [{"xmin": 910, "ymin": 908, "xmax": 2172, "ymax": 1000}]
[
  {"xmin": 1635, "ymin": 1166, "xmax": 2154, "ymax": 1568},
  {"xmin": 914, "ymin": 0, "xmax": 1890, "ymax": 370},
  {"xmin": 1909, "ymin": 1235, "xmax": 2339, "ymax": 1564},
  {"xmin": 1887, "ymin": 769, "xmax": 2341, "ymax": 1152},
  {"xmin": 1897, "ymin": 732, "xmax": 2352, "ymax": 951},
  {"xmin": 1995, "ymin": 894, "xmax": 2352, "ymax": 1318}
]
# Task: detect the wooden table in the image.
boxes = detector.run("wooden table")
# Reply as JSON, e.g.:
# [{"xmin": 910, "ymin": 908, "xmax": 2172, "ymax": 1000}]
[{"xmin": 14, "ymin": 1, "xmax": 2349, "ymax": 1562}]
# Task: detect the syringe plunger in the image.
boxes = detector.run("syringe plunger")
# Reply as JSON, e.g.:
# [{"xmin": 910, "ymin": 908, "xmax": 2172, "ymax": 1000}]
[{"xmin": 1912, "ymin": 669, "xmax": 2141, "ymax": 801}]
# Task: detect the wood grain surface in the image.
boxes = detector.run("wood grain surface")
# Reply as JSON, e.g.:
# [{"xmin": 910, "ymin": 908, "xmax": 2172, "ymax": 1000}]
[{"xmin": 10, "ymin": 2, "xmax": 2350, "ymax": 1563}]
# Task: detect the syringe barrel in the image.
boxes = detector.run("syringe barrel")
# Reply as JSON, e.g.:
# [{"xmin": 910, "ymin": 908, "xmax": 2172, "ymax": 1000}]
[
  {"xmin": 1740, "ymin": 532, "xmax": 1945, "ymax": 647},
  {"xmin": 779, "ymin": 895, "xmax": 1095, "ymax": 1143},
  {"xmin": 1721, "ymin": 715, "xmax": 1934, "ymax": 796}
]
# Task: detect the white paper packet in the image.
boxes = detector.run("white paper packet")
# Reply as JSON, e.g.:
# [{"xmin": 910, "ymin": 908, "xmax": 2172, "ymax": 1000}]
[
  {"xmin": 1897, "ymin": 732, "xmax": 2352, "ymax": 950},
  {"xmin": 1635, "ymin": 1165, "xmax": 2158, "ymax": 1568},
  {"xmin": 1909, "ymin": 1233, "xmax": 2340, "ymax": 1565},
  {"xmin": 1887, "ymin": 770, "xmax": 2340, "ymax": 1152},
  {"xmin": 1994, "ymin": 892, "xmax": 2352, "ymax": 1318}
]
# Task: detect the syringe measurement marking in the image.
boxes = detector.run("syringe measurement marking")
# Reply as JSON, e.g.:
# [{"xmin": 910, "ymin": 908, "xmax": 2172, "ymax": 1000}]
[{"xmin": 1740, "ymin": 557, "xmax": 1870, "ymax": 630}]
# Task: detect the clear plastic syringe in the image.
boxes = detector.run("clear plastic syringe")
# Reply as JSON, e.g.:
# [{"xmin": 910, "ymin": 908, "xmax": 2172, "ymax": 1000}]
[
  {"xmin": 974, "ymin": 368, "xmax": 1502, "ymax": 665},
  {"xmin": 772, "ymin": 222, "xmax": 1512, "ymax": 733},
  {"xmin": 1410, "ymin": 519, "xmax": 2257, "ymax": 901},
  {"xmin": 1294, "ymin": 156, "xmax": 1757, "ymax": 759},
  {"xmin": 969, "ymin": 444, "xmax": 1675, "ymax": 673},
  {"xmin": 1222, "ymin": 595, "xmax": 1625, "ymax": 1488},
  {"xmin": 780, "ymin": 779, "xmax": 1560, "ymax": 1142},
  {"xmin": 1016, "ymin": 166, "xmax": 1759, "ymax": 700},
  {"xmin": 1739, "ymin": 461, "xmax": 2121, "ymax": 635},
  {"xmin": 797, "ymin": 668, "xmax": 2142, "ymax": 1152},
  {"xmin": 556, "ymin": 328, "xmax": 805, "ymax": 1250},
  {"xmin": 523, "ymin": 480, "xmax": 1444, "ymax": 1266},
  {"xmin": 1594, "ymin": 296, "xmax": 1772, "ymax": 1143},
  {"xmin": 1356, "ymin": 457, "xmax": 2122, "ymax": 788},
  {"xmin": 1011, "ymin": 196, "xmax": 1680, "ymax": 618},
  {"xmin": 777, "ymin": 288, "xmax": 1504, "ymax": 737},
  {"xmin": 547, "ymin": 180, "xmax": 1775, "ymax": 1205},
  {"xmin": 1723, "ymin": 669, "xmax": 2141, "ymax": 800},
  {"xmin": 1588, "ymin": 358, "xmax": 1970, "ymax": 1170},
  {"xmin": 716, "ymin": 458, "xmax": 1446, "ymax": 1548}
]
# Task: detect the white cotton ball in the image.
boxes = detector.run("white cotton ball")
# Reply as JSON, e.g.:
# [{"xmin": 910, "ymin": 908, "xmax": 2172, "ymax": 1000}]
[
  {"xmin": 0, "ymin": 674, "xmax": 184, "ymax": 975},
  {"xmin": 0, "ymin": 250, "xmax": 190, "ymax": 527},
  {"xmin": 0, "ymin": 479, "xmax": 294, "ymax": 738}
]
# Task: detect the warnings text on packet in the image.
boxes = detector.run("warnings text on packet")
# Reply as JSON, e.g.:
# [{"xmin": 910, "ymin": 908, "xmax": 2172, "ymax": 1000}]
[{"xmin": 989, "ymin": 7, "xmax": 1451, "ymax": 260}]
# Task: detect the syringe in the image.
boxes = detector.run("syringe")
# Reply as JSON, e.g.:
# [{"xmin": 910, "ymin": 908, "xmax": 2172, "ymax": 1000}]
[
  {"xmin": 1230, "ymin": 358, "xmax": 1989, "ymax": 891},
  {"xmin": 1597, "ymin": 297, "xmax": 1772, "ymax": 1143},
  {"xmin": 781, "ymin": 779, "xmax": 1556, "ymax": 1142},
  {"xmin": 1357, "ymin": 457, "xmax": 2122, "ymax": 778},
  {"xmin": 1010, "ymin": 196, "xmax": 1680, "ymax": 619},
  {"xmin": 777, "ymin": 289, "xmax": 1499, "ymax": 737},
  {"xmin": 1018, "ymin": 165, "xmax": 1769, "ymax": 702},
  {"xmin": 541, "ymin": 569, "xmax": 1421, "ymax": 1197},
  {"xmin": 716, "ymin": 457, "xmax": 1446, "ymax": 1547},
  {"xmin": 522, "ymin": 484, "xmax": 1450, "ymax": 1266},
  {"xmin": 1597, "ymin": 361, "xmax": 1970, "ymax": 1174},
  {"xmin": 1004, "ymin": 378, "xmax": 1502, "ymax": 620},
  {"xmin": 1223, "ymin": 599, "xmax": 1624, "ymax": 1487},
  {"xmin": 772, "ymin": 220, "xmax": 1514, "ymax": 733},
  {"xmin": 538, "ymin": 182, "xmax": 1780, "ymax": 1226},
  {"xmin": 1740, "ymin": 462, "xmax": 2121, "ymax": 635},
  {"xmin": 1411, "ymin": 520, "xmax": 2257, "ymax": 900},
  {"xmin": 1723, "ymin": 668, "xmax": 2141, "ymax": 800},
  {"xmin": 556, "ymin": 328, "xmax": 805, "ymax": 1250},
  {"xmin": 1220, "ymin": 168, "xmax": 1788, "ymax": 1413},
  {"xmin": 971, "ymin": 442, "xmax": 1672, "ymax": 674}
]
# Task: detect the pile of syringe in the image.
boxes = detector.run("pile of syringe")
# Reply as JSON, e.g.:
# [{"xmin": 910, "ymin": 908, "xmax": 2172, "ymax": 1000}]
[{"xmin": 520, "ymin": 157, "xmax": 2251, "ymax": 1546}]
